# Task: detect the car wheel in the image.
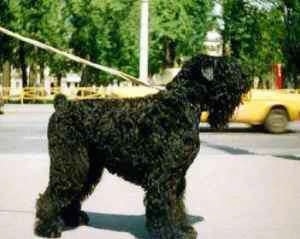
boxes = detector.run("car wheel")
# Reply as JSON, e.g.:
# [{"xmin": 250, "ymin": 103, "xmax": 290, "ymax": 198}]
[{"xmin": 264, "ymin": 108, "xmax": 288, "ymax": 134}]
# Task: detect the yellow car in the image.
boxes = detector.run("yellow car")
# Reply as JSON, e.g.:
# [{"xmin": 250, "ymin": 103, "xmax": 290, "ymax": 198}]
[{"xmin": 201, "ymin": 89, "xmax": 300, "ymax": 133}]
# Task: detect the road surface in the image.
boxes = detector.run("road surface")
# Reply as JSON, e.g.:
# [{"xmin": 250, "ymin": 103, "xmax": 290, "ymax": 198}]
[{"xmin": 0, "ymin": 104, "xmax": 300, "ymax": 239}]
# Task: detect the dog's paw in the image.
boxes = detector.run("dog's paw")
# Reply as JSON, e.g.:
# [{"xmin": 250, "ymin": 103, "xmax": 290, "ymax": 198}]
[
  {"xmin": 182, "ymin": 226, "xmax": 197, "ymax": 239},
  {"xmin": 148, "ymin": 226, "xmax": 195, "ymax": 239},
  {"xmin": 79, "ymin": 211, "xmax": 89, "ymax": 225},
  {"xmin": 34, "ymin": 218, "xmax": 63, "ymax": 238},
  {"xmin": 63, "ymin": 210, "xmax": 89, "ymax": 227}
]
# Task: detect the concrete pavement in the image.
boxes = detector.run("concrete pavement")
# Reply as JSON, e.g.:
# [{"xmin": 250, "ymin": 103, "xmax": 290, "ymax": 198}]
[{"xmin": 1, "ymin": 152, "xmax": 300, "ymax": 239}]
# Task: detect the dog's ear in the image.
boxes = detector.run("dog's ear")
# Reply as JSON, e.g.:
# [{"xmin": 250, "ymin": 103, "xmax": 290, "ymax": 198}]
[
  {"xmin": 201, "ymin": 66, "xmax": 214, "ymax": 81},
  {"xmin": 205, "ymin": 56, "xmax": 251, "ymax": 129},
  {"xmin": 198, "ymin": 54, "xmax": 219, "ymax": 82}
]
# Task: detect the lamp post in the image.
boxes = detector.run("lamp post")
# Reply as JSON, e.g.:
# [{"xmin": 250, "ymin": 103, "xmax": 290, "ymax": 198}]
[{"xmin": 139, "ymin": 0, "xmax": 149, "ymax": 83}]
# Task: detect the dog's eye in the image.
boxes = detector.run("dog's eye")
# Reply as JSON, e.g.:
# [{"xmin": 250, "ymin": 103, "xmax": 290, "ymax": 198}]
[{"xmin": 201, "ymin": 66, "xmax": 214, "ymax": 81}]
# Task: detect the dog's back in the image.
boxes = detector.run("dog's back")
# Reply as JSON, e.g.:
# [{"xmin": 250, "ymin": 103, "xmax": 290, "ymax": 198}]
[{"xmin": 50, "ymin": 92, "xmax": 199, "ymax": 183}]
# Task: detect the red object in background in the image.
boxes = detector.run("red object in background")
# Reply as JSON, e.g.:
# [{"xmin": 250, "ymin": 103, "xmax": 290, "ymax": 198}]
[{"xmin": 273, "ymin": 64, "xmax": 284, "ymax": 89}]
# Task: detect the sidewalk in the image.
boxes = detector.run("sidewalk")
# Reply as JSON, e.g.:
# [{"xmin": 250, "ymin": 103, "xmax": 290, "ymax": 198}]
[{"xmin": 0, "ymin": 153, "xmax": 300, "ymax": 239}]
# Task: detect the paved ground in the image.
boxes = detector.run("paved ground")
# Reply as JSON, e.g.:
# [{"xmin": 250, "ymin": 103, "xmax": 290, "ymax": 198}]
[
  {"xmin": 1, "ymin": 154, "xmax": 300, "ymax": 239},
  {"xmin": 0, "ymin": 105, "xmax": 300, "ymax": 239}
]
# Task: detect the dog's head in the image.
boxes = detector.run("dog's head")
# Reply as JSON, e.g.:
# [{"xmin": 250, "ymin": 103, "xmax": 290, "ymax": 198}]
[{"xmin": 170, "ymin": 54, "xmax": 251, "ymax": 128}]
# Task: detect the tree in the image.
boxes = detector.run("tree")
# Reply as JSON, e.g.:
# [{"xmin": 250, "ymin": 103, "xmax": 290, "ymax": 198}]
[
  {"xmin": 63, "ymin": 0, "xmax": 134, "ymax": 85},
  {"xmin": 0, "ymin": 0, "xmax": 15, "ymax": 88},
  {"xmin": 15, "ymin": 0, "xmax": 64, "ymax": 86},
  {"xmin": 281, "ymin": 0, "xmax": 300, "ymax": 86},
  {"xmin": 120, "ymin": 0, "xmax": 213, "ymax": 75},
  {"xmin": 7, "ymin": 0, "xmax": 71, "ymax": 86},
  {"xmin": 222, "ymin": 0, "xmax": 284, "ymax": 84},
  {"xmin": 223, "ymin": 0, "xmax": 300, "ymax": 87},
  {"xmin": 2, "ymin": 1, "xmax": 213, "ymax": 86},
  {"xmin": 64, "ymin": 0, "xmax": 213, "ymax": 85}
]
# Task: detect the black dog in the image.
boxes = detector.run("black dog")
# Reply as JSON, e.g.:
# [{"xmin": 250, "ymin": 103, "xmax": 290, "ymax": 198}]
[{"xmin": 34, "ymin": 54, "xmax": 250, "ymax": 238}]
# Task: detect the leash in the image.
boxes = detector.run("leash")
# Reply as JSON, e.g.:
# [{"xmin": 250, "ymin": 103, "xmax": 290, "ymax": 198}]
[{"xmin": 0, "ymin": 26, "xmax": 161, "ymax": 90}]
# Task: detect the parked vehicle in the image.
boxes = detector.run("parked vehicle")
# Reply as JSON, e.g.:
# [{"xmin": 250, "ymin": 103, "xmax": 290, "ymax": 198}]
[{"xmin": 201, "ymin": 89, "xmax": 300, "ymax": 133}]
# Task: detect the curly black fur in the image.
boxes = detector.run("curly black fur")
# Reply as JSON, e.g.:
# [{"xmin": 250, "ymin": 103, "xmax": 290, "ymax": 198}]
[{"xmin": 34, "ymin": 54, "xmax": 250, "ymax": 238}]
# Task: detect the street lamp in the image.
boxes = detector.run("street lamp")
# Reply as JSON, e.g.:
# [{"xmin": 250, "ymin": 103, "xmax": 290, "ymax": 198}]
[{"xmin": 139, "ymin": 0, "xmax": 149, "ymax": 83}]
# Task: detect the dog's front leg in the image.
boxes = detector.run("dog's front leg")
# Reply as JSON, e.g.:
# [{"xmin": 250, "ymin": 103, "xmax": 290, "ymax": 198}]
[
  {"xmin": 173, "ymin": 177, "xmax": 197, "ymax": 239},
  {"xmin": 144, "ymin": 175, "xmax": 194, "ymax": 239}
]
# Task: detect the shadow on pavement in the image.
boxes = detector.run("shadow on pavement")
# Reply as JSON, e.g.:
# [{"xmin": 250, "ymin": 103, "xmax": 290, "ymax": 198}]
[
  {"xmin": 202, "ymin": 141, "xmax": 255, "ymax": 155},
  {"xmin": 275, "ymin": 154, "xmax": 300, "ymax": 161},
  {"xmin": 200, "ymin": 126, "xmax": 255, "ymax": 133},
  {"xmin": 202, "ymin": 141, "xmax": 300, "ymax": 161},
  {"xmin": 86, "ymin": 212, "xmax": 204, "ymax": 239},
  {"xmin": 199, "ymin": 126, "xmax": 296, "ymax": 134}
]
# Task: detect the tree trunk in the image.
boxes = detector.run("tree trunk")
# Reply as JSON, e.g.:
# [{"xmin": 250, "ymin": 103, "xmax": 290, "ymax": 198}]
[
  {"xmin": 19, "ymin": 42, "xmax": 28, "ymax": 87},
  {"xmin": 2, "ymin": 61, "xmax": 11, "ymax": 88},
  {"xmin": 2, "ymin": 61, "xmax": 11, "ymax": 97},
  {"xmin": 56, "ymin": 73, "xmax": 62, "ymax": 87},
  {"xmin": 29, "ymin": 63, "xmax": 38, "ymax": 87},
  {"xmin": 39, "ymin": 62, "xmax": 45, "ymax": 87},
  {"xmin": 80, "ymin": 54, "xmax": 100, "ymax": 86},
  {"xmin": 81, "ymin": 66, "xmax": 100, "ymax": 86},
  {"xmin": 163, "ymin": 38, "xmax": 176, "ymax": 68}
]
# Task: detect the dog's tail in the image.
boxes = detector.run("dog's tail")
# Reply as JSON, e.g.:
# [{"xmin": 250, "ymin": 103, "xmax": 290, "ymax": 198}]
[{"xmin": 53, "ymin": 94, "xmax": 68, "ymax": 111}]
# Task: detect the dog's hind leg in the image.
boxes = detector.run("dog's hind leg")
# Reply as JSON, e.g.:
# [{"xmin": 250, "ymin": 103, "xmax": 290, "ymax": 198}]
[
  {"xmin": 55, "ymin": 146, "xmax": 104, "ymax": 229},
  {"xmin": 35, "ymin": 140, "xmax": 90, "ymax": 237},
  {"xmin": 79, "ymin": 146, "xmax": 105, "ymax": 200},
  {"xmin": 63, "ymin": 146, "xmax": 105, "ymax": 227},
  {"xmin": 34, "ymin": 187, "xmax": 64, "ymax": 238}
]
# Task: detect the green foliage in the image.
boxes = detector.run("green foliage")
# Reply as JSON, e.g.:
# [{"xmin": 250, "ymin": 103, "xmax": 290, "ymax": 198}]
[
  {"xmin": 6, "ymin": 0, "xmax": 73, "ymax": 83},
  {"xmin": 149, "ymin": 0, "xmax": 213, "ymax": 72},
  {"xmin": 64, "ymin": 0, "xmax": 213, "ymax": 84},
  {"xmin": 281, "ymin": 0, "xmax": 300, "ymax": 86},
  {"xmin": 223, "ymin": 0, "xmax": 284, "ymax": 78},
  {"xmin": 1, "ymin": 0, "xmax": 213, "ymax": 86},
  {"xmin": 222, "ymin": 0, "xmax": 300, "ymax": 86},
  {"xmin": 1, "ymin": 0, "xmax": 299, "ymax": 86},
  {"xmin": 64, "ymin": 0, "xmax": 134, "ymax": 85},
  {"xmin": 122, "ymin": 0, "xmax": 213, "ymax": 74},
  {"xmin": 0, "ymin": 0, "xmax": 15, "ymax": 65}
]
